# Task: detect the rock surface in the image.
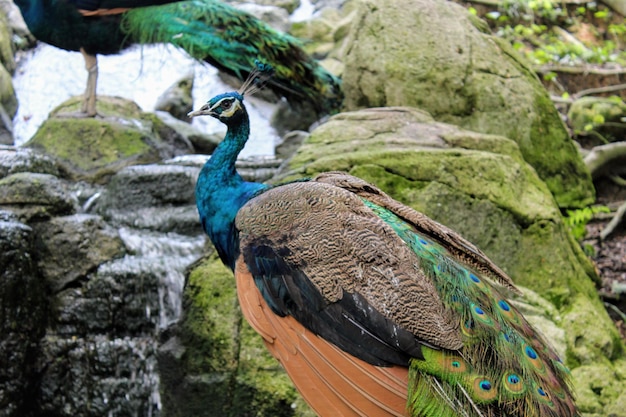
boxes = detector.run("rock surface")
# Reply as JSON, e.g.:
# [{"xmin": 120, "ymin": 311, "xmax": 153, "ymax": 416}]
[
  {"xmin": 0, "ymin": 210, "xmax": 47, "ymax": 417},
  {"xmin": 24, "ymin": 96, "xmax": 194, "ymax": 184},
  {"xmin": 341, "ymin": 0, "xmax": 594, "ymax": 208}
]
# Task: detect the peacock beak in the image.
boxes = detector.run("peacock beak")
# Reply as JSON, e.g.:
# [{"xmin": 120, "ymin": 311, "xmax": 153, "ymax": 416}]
[{"xmin": 187, "ymin": 104, "xmax": 215, "ymax": 118}]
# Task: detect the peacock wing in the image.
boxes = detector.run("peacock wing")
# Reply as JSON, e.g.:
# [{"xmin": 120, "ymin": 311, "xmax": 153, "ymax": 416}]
[
  {"xmin": 234, "ymin": 178, "xmax": 470, "ymax": 416},
  {"xmin": 235, "ymin": 179, "xmax": 464, "ymax": 363},
  {"xmin": 313, "ymin": 171, "xmax": 519, "ymax": 293}
]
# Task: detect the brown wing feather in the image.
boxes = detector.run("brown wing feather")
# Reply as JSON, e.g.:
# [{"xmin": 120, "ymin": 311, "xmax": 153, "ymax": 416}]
[
  {"xmin": 236, "ymin": 180, "xmax": 463, "ymax": 351},
  {"xmin": 235, "ymin": 257, "xmax": 409, "ymax": 417},
  {"xmin": 313, "ymin": 171, "xmax": 520, "ymax": 294}
]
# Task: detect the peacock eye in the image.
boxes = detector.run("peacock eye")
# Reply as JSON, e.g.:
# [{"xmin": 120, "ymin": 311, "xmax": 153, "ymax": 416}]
[{"xmin": 222, "ymin": 100, "xmax": 232, "ymax": 109}]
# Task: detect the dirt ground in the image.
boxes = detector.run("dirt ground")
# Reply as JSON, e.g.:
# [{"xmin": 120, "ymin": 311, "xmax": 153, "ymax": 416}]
[{"xmin": 585, "ymin": 178, "xmax": 626, "ymax": 340}]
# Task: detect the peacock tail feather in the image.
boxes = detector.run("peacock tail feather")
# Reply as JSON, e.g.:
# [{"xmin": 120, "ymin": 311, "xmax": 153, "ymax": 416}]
[
  {"xmin": 362, "ymin": 199, "xmax": 577, "ymax": 417},
  {"xmin": 120, "ymin": 0, "xmax": 343, "ymax": 114}
]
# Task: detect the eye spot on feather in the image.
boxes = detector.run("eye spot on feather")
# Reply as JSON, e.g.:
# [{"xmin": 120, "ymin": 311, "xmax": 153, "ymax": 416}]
[
  {"xmin": 474, "ymin": 306, "xmax": 485, "ymax": 315},
  {"xmin": 537, "ymin": 387, "xmax": 547, "ymax": 397},
  {"xmin": 469, "ymin": 273, "xmax": 480, "ymax": 283},
  {"xmin": 498, "ymin": 300, "xmax": 511, "ymax": 311},
  {"xmin": 418, "ymin": 238, "xmax": 429, "ymax": 245},
  {"xmin": 502, "ymin": 372, "xmax": 526, "ymax": 395},
  {"xmin": 471, "ymin": 377, "xmax": 498, "ymax": 401},
  {"xmin": 440, "ymin": 355, "xmax": 468, "ymax": 373},
  {"xmin": 525, "ymin": 346, "xmax": 538, "ymax": 360},
  {"xmin": 479, "ymin": 380, "xmax": 492, "ymax": 391}
]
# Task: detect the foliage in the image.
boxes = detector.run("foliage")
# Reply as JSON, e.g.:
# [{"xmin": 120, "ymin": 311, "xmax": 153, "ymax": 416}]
[
  {"xmin": 478, "ymin": 0, "xmax": 626, "ymax": 66},
  {"xmin": 563, "ymin": 205, "xmax": 611, "ymax": 241}
]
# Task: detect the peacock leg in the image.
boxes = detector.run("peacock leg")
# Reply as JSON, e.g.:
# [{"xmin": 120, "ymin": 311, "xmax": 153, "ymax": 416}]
[{"xmin": 80, "ymin": 48, "xmax": 98, "ymax": 116}]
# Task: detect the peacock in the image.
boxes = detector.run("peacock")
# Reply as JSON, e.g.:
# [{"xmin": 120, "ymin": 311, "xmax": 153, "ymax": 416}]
[
  {"xmin": 188, "ymin": 66, "xmax": 579, "ymax": 416},
  {"xmin": 13, "ymin": 0, "xmax": 342, "ymax": 116}
]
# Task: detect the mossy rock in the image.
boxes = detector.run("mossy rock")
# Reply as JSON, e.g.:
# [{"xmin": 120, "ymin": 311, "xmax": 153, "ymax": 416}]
[
  {"xmin": 24, "ymin": 96, "xmax": 193, "ymax": 184},
  {"xmin": 159, "ymin": 253, "xmax": 313, "ymax": 417},
  {"xmin": 341, "ymin": 0, "xmax": 594, "ymax": 208},
  {"xmin": 278, "ymin": 106, "xmax": 625, "ymax": 415},
  {"xmin": 567, "ymin": 96, "xmax": 626, "ymax": 143},
  {"xmin": 0, "ymin": 172, "xmax": 76, "ymax": 221}
]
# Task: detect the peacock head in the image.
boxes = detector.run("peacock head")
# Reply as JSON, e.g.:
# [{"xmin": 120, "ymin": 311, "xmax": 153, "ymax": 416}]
[
  {"xmin": 188, "ymin": 92, "xmax": 246, "ymax": 125},
  {"xmin": 188, "ymin": 61, "xmax": 273, "ymax": 125}
]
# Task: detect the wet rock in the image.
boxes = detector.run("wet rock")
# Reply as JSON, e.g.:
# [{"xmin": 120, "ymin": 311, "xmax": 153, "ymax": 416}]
[
  {"xmin": 234, "ymin": 156, "xmax": 283, "ymax": 182},
  {"xmin": 107, "ymin": 205, "xmax": 201, "ymax": 235},
  {"xmin": 0, "ymin": 211, "xmax": 47, "ymax": 417},
  {"xmin": 24, "ymin": 96, "xmax": 194, "ymax": 184},
  {"xmin": 275, "ymin": 130, "xmax": 309, "ymax": 160},
  {"xmin": 31, "ymin": 214, "xmax": 126, "ymax": 293},
  {"xmin": 0, "ymin": 172, "xmax": 76, "ymax": 221},
  {"xmin": 155, "ymin": 73, "xmax": 194, "ymax": 123},
  {"xmin": 155, "ymin": 111, "xmax": 221, "ymax": 154},
  {"xmin": 51, "ymin": 227, "xmax": 204, "ymax": 335},
  {"xmin": 38, "ymin": 335, "xmax": 160, "ymax": 417},
  {"xmin": 236, "ymin": 3, "xmax": 291, "ymax": 32},
  {"xmin": 0, "ymin": 146, "xmax": 61, "ymax": 179},
  {"xmin": 99, "ymin": 164, "xmax": 198, "ymax": 210},
  {"xmin": 54, "ymin": 256, "xmax": 163, "ymax": 335},
  {"xmin": 165, "ymin": 154, "xmax": 282, "ymax": 183}
]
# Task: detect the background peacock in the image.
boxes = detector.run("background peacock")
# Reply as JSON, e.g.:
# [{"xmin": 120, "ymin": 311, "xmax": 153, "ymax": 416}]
[
  {"xmin": 188, "ymin": 66, "xmax": 579, "ymax": 416},
  {"xmin": 13, "ymin": 0, "xmax": 342, "ymax": 116}
]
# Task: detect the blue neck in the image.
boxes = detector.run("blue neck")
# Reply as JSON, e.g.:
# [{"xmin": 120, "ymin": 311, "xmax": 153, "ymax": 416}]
[{"xmin": 195, "ymin": 111, "xmax": 267, "ymax": 270}]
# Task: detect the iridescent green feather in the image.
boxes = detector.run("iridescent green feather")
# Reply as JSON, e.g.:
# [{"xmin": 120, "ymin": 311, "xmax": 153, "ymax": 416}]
[
  {"xmin": 120, "ymin": 0, "xmax": 342, "ymax": 113},
  {"xmin": 362, "ymin": 199, "xmax": 577, "ymax": 417}
]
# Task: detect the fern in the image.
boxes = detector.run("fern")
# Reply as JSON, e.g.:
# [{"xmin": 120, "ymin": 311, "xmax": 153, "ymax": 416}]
[{"xmin": 563, "ymin": 205, "xmax": 611, "ymax": 241}]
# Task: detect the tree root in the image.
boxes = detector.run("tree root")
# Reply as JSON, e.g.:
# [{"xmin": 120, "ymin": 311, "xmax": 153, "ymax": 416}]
[
  {"xmin": 583, "ymin": 142, "xmax": 626, "ymax": 179},
  {"xmin": 600, "ymin": 200, "xmax": 626, "ymax": 241}
]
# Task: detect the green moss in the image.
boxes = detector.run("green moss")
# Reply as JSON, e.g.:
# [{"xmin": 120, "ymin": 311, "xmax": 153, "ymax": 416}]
[
  {"xmin": 563, "ymin": 294, "xmax": 623, "ymax": 365},
  {"xmin": 180, "ymin": 254, "xmax": 239, "ymax": 373},
  {"xmin": 30, "ymin": 118, "xmax": 153, "ymax": 170},
  {"xmin": 24, "ymin": 96, "xmax": 177, "ymax": 183},
  {"xmin": 571, "ymin": 362, "xmax": 626, "ymax": 416},
  {"xmin": 529, "ymin": 93, "xmax": 596, "ymax": 209}
]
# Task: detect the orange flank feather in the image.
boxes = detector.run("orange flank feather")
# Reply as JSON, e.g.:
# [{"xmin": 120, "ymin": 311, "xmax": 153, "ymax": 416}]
[{"xmin": 235, "ymin": 257, "xmax": 410, "ymax": 417}]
